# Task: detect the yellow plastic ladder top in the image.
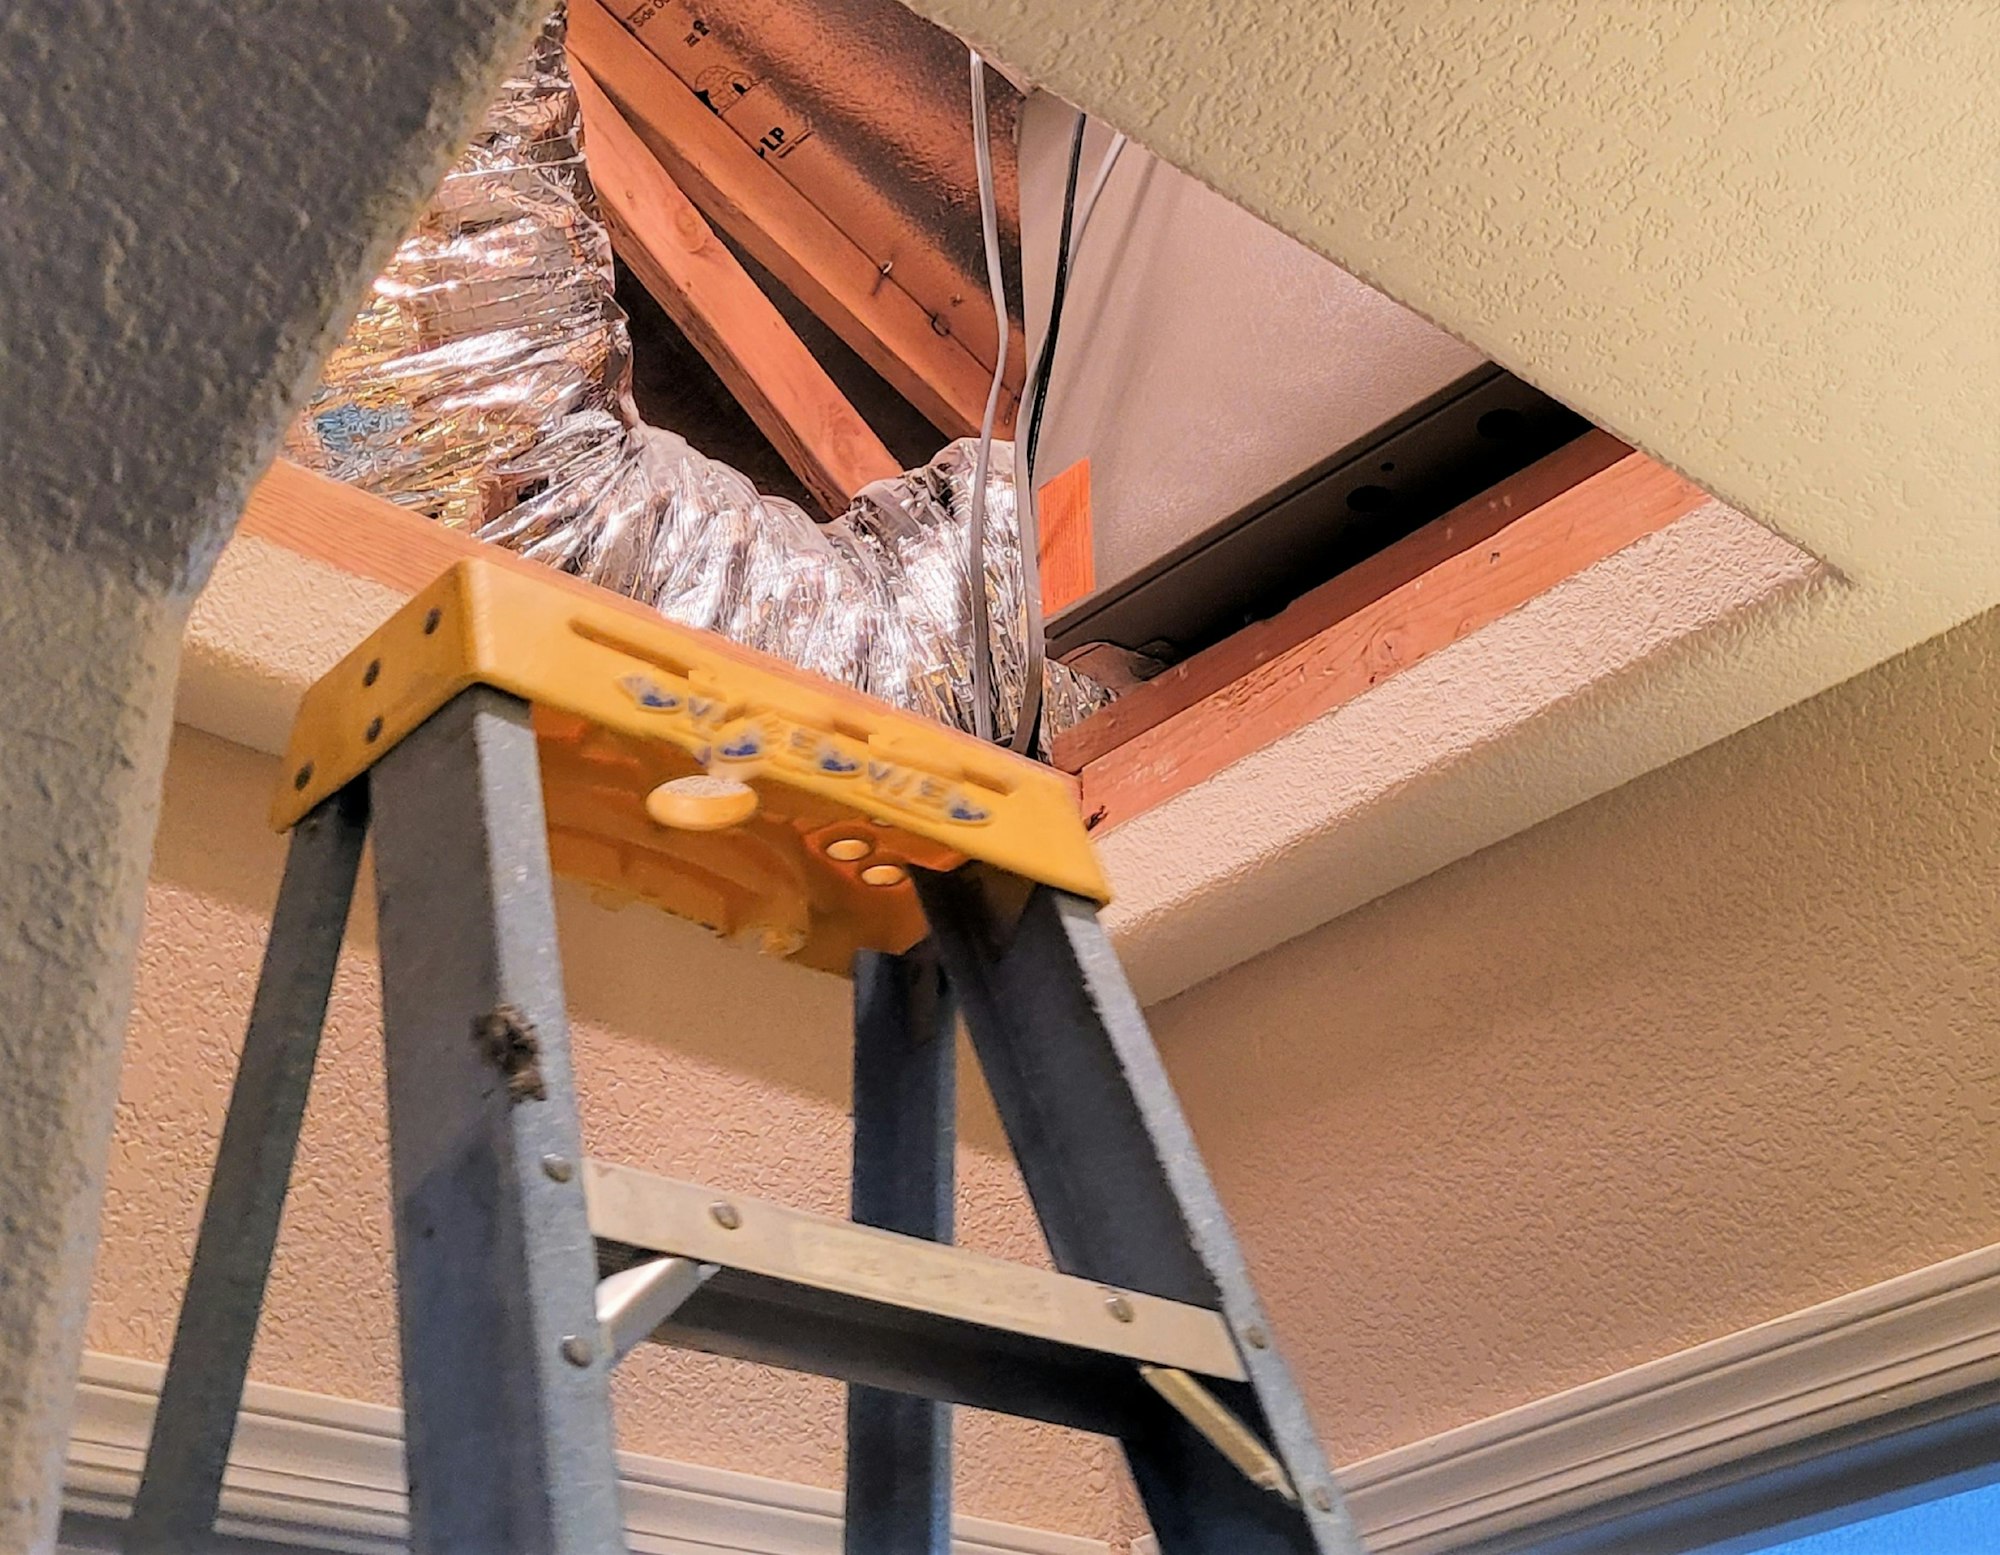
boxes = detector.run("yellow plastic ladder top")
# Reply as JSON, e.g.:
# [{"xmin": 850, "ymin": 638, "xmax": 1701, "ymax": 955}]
[{"xmin": 276, "ymin": 560, "xmax": 1109, "ymax": 975}]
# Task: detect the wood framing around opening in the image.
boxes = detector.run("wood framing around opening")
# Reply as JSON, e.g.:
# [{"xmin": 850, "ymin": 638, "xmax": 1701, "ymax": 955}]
[
  {"xmin": 1059, "ymin": 432, "xmax": 1713, "ymax": 831},
  {"xmin": 236, "ymin": 437, "xmax": 1710, "ymax": 837},
  {"xmin": 569, "ymin": 0, "xmax": 1009, "ymax": 440},
  {"xmin": 572, "ymin": 63, "xmax": 898, "ymax": 514}
]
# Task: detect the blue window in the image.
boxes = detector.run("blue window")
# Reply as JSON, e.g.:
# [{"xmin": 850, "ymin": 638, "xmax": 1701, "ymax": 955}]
[{"xmin": 1749, "ymin": 1478, "xmax": 2000, "ymax": 1553}]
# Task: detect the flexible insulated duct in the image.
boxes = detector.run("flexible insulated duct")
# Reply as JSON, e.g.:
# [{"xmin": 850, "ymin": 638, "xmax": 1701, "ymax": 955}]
[{"xmin": 285, "ymin": 7, "xmax": 1108, "ymax": 748}]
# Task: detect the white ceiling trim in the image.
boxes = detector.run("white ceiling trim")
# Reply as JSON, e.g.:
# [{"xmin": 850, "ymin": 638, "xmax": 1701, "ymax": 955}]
[
  {"xmin": 66, "ymin": 1239, "xmax": 2000, "ymax": 1555},
  {"xmin": 1341, "ymin": 1240, "xmax": 2000, "ymax": 1554}
]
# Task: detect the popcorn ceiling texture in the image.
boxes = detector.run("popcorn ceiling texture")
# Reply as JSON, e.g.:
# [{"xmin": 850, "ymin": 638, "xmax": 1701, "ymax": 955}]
[{"xmin": 92, "ymin": 726, "xmax": 1144, "ymax": 1547}]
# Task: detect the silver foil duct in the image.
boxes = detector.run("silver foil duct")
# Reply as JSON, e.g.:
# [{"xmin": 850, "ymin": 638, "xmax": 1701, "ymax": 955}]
[{"xmin": 286, "ymin": 8, "xmax": 1108, "ymax": 750}]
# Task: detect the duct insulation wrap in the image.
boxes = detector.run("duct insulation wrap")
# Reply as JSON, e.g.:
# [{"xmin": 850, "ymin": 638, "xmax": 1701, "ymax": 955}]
[{"xmin": 284, "ymin": 7, "xmax": 1109, "ymax": 750}]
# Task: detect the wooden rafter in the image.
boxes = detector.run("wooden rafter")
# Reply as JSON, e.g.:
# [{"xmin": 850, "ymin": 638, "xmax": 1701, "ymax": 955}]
[
  {"xmin": 1052, "ymin": 434, "xmax": 1633, "ymax": 770},
  {"xmin": 1064, "ymin": 436, "xmax": 1713, "ymax": 830},
  {"xmin": 569, "ymin": 0, "xmax": 1008, "ymax": 440},
  {"xmin": 573, "ymin": 62, "xmax": 899, "ymax": 513}
]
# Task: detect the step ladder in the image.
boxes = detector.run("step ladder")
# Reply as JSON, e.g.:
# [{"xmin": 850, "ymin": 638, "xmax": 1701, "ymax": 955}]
[{"xmin": 123, "ymin": 560, "xmax": 1368, "ymax": 1555}]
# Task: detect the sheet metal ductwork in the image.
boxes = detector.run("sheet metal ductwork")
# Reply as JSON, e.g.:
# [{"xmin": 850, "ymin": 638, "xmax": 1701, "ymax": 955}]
[{"xmin": 285, "ymin": 8, "xmax": 1104, "ymax": 748}]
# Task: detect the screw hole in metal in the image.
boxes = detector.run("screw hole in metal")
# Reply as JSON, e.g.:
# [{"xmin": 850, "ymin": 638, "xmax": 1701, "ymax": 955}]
[
  {"xmin": 423, "ymin": 607, "xmax": 443, "ymax": 635},
  {"xmin": 293, "ymin": 763, "xmax": 313, "ymax": 791}
]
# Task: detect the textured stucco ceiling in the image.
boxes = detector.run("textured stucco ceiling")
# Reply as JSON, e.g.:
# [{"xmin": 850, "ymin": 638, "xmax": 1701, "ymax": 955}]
[
  {"xmin": 889, "ymin": 0, "xmax": 2000, "ymax": 996},
  {"xmin": 168, "ymin": 3, "xmax": 2000, "ymax": 1011},
  {"xmin": 897, "ymin": 1, "xmax": 1998, "ymax": 602}
]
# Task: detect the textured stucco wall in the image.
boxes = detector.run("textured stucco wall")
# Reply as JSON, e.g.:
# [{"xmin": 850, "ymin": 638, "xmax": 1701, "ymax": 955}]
[
  {"xmin": 0, "ymin": 3, "xmax": 555, "ymax": 1545},
  {"xmin": 1150, "ymin": 604, "xmax": 2000, "ymax": 1462},
  {"xmin": 105, "ymin": 598, "xmax": 2000, "ymax": 1546},
  {"xmin": 92, "ymin": 725, "xmax": 1140, "ymax": 1546},
  {"xmin": 0, "ymin": 543, "xmax": 187, "ymax": 1549}
]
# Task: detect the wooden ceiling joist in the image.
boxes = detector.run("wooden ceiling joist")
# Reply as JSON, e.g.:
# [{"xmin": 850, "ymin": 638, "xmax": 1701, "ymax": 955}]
[
  {"xmin": 572, "ymin": 63, "xmax": 899, "ymax": 513},
  {"xmin": 569, "ymin": 0, "xmax": 1008, "ymax": 440},
  {"xmin": 1059, "ymin": 434, "xmax": 1714, "ymax": 830}
]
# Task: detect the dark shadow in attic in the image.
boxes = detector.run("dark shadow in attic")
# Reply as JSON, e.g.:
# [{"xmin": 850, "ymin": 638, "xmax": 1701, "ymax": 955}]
[{"xmin": 617, "ymin": 245, "xmax": 949, "ymax": 519}]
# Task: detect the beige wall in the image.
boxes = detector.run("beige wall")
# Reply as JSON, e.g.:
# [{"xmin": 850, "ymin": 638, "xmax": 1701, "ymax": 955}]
[
  {"xmin": 94, "ymin": 601, "xmax": 2000, "ymax": 1543},
  {"xmin": 1153, "ymin": 603, "xmax": 2000, "ymax": 1462}
]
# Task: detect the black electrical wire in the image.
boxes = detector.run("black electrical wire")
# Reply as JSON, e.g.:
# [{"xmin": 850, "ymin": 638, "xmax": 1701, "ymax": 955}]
[
  {"xmin": 1023, "ymin": 112, "xmax": 1088, "ymax": 483},
  {"xmin": 1008, "ymin": 110, "xmax": 1088, "ymax": 753}
]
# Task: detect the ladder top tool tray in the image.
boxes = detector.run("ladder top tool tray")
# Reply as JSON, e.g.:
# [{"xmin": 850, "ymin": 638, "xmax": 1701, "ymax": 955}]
[{"xmin": 275, "ymin": 559, "xmax": 1110, "ymax": 973}]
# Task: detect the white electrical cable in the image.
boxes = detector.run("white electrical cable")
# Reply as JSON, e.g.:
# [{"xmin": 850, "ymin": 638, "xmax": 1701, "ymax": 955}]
[
  {"xmin": 1009, "ymin": 125, "xmax": 1127, "ymax": 752},
  {"xmin": 1073, "ymin": 131, "xmax": 1128, "ymax": 253},
  {"xmin": 964, "ymin": 51, "xmax": 1010, "ymax": 744}
]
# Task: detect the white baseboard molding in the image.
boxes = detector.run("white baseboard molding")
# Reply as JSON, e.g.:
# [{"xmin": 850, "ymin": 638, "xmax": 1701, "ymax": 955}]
[
  {"xmin": 64, "ymin": 1351, "xmax": 1106, "ymax": 1555},
  {"xmin": 1338, "ymin": 1241, "xmax": 2000, "ymax": 1552}
]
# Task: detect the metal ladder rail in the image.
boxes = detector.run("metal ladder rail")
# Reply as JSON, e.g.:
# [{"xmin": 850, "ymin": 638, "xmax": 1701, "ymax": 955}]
[{"xmin": 121, "ymin": 560, "xmax": 1369, "ymax": 1555}]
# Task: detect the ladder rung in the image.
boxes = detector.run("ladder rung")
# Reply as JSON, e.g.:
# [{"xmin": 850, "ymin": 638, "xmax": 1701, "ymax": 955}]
[{"xmin": 585, "ymin": 1159, "xmax": 1246, "ymax": 1432}]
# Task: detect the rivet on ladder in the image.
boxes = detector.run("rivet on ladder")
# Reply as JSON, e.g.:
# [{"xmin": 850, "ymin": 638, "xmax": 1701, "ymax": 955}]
[
  {"xmin": 1309, "ymin": 1485, "xmax": 1335, "ymax": 1513},
  {"xmin": 1104, "ymin": 1293, "xmax": 1135, "ymax": 1323},
  {"xmin": 560, "ymin": 1334, "xmax": 595, "ymax": 1367},
  {"xmin": 710, "ymin": 1200, "xmax": 742, "ymax": 1231},
  {"xmin": 541, "ymin": 1153, "xmax": 574, "ymax": 1183},
  {"xmin": 1242, "ymin": 1324, "xmax": 1270, "ymax": 1350}
]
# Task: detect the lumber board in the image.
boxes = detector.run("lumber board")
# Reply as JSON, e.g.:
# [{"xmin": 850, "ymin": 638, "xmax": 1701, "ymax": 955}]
[
  {"xmin": 573, "ymin": 63, "xmax": 898, "ymax": 514},
  {"xmin": 1073, "ymin": 443, "xmax": 1711, "ymax": 830},
  {"xmin": 570, "ymin": 0, "xmax": 1008, "ymax": 439},
  {"xmin": 1036, "ymin": 457, "xmax": 1096, "ymax": 617},
  {"xmin": 1051, "ymin": 433, "xmax": 1634, "ymax": 770}
]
